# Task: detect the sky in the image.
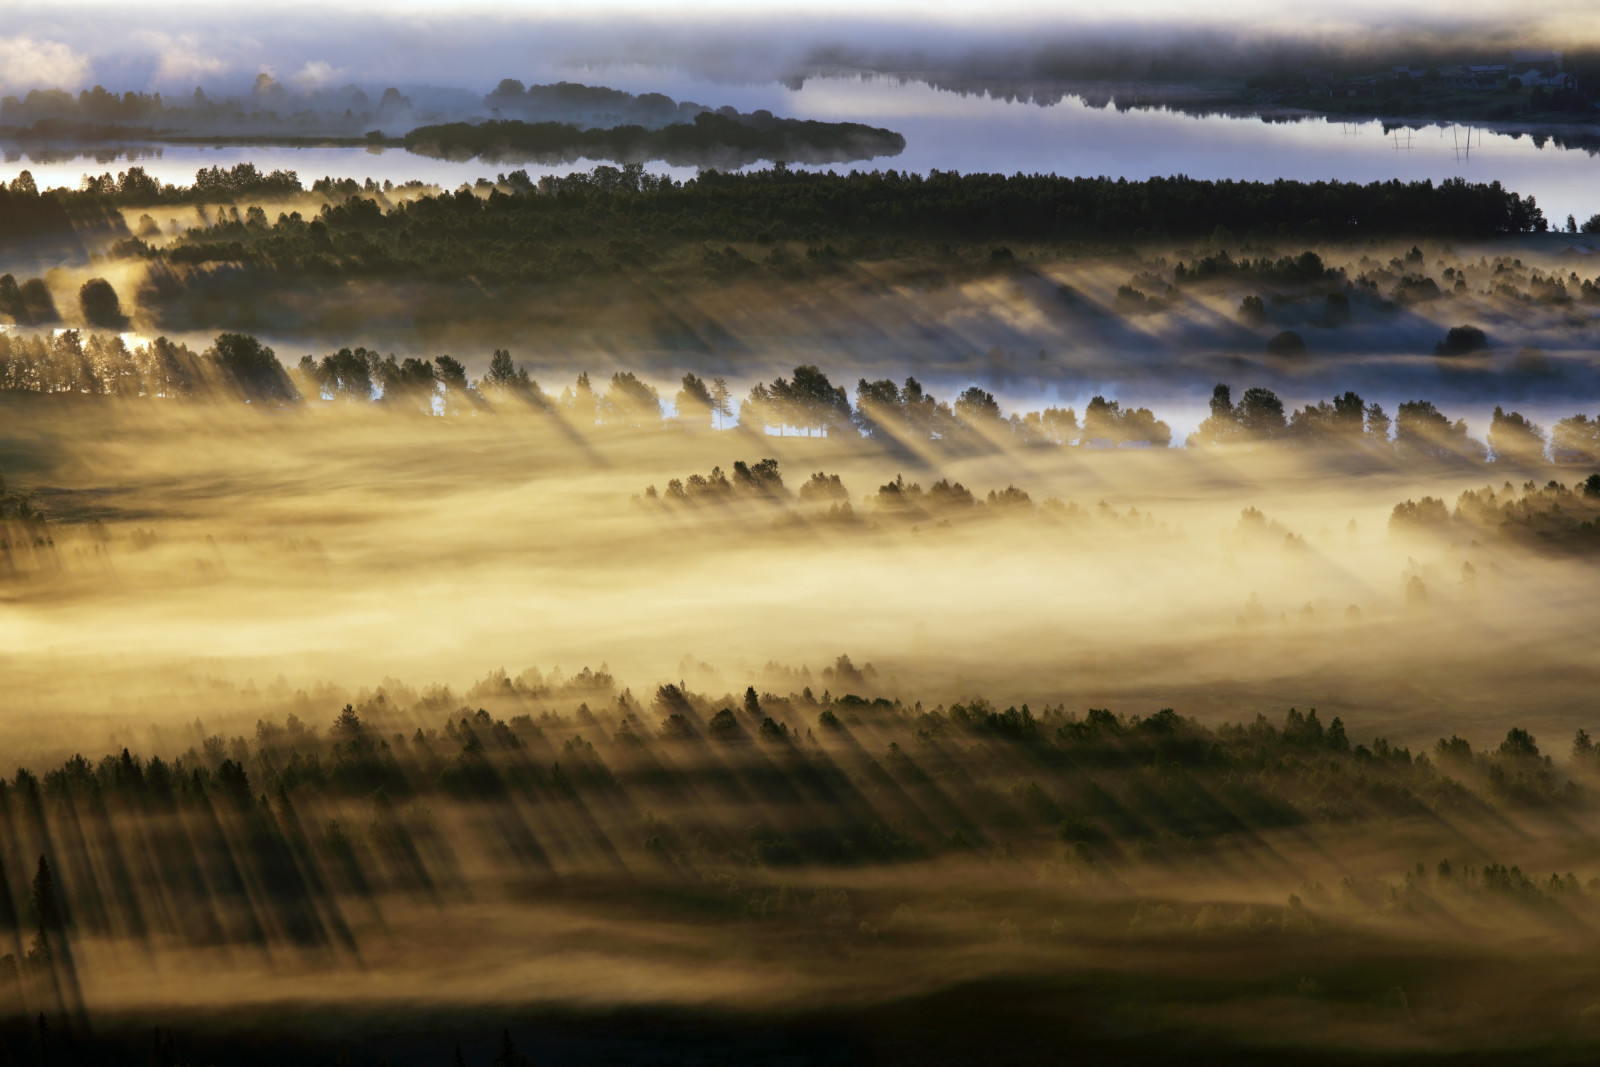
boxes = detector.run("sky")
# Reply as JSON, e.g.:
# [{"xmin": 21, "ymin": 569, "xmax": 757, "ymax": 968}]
[{"xmin": 0, "ymin": 3, "xmax": 1588, "ymax": 96}]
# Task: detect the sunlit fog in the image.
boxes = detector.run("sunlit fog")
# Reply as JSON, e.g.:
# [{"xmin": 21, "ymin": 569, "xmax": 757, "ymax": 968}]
[{"xmin": 1, "ymin": 2, "xmax": 1599, "ymax": 1064}]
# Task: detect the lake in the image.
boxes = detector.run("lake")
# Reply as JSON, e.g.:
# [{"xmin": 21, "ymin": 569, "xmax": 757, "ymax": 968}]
[{"xmin": 3, "ymin": 75, "xmax": 1599, "ymax": 225}]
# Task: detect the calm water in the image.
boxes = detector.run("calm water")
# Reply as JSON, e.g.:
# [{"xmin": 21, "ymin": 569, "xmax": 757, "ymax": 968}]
[{"xmin": 4, "ymin": 76, "xmax": 1599, "ymax": 225}]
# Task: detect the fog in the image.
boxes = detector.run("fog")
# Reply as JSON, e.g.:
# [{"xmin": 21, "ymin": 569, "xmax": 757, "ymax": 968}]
[
  {"xmin": 1, "ymin": 398, "xmax": 1594, "ymax": 744},
  {"xmin": 1, "ymin": 394, "xmax": 1599, "ymax": 1056},
  {"xmin": 4, "ymin": 6, "xmax": 1600, "ymax": 1059}
]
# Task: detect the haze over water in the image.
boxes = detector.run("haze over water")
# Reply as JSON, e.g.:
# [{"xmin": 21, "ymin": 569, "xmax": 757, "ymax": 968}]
[{"xmin": 8, "ymin": 77, "xmax": 1600, "ymax": 225}]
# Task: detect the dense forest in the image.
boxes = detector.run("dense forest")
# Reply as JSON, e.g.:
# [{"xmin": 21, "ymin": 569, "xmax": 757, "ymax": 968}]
[{"xmin": 0, "ymin": 164, "xmax": 1551, "ymax": 254}]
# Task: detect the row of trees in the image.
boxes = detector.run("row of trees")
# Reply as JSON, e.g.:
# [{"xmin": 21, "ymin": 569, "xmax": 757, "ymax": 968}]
[
  {"xmin": 0, "ymin": 327, "xmax": 1591, "ymax": 462},
  {"xmin": 1190, "ymin": 383, "xmax": 1592, "ymax": 463}
]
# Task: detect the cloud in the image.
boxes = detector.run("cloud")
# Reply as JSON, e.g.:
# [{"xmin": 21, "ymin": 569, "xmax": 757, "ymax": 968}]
[
  {"xmin": 0, "ymin": 37, "xmax": 92, "ymax": 93},
  {"xmin": 290, "ymin": 61, "xmax": 344, "ymax": 89},
  {"xmin": 139, "ymin": 32, "xmax": 229, "ymax": 84}
]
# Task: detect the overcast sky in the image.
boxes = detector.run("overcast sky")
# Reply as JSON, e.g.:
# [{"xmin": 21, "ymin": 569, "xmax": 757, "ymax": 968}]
[{"xmin": 0, "ymin": 2, "xmax": 1582, "ymax": 97}]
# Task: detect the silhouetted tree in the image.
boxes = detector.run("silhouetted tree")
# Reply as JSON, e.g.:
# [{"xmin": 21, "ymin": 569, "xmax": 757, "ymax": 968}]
[
  {"xmin": 1487, "ymin": 406, "xmax": 1546, "ymax": 463},
  {"xmin": 493, "ymin": 1028, "xmax": 518, "ymax": 1067},
  {"xmin": 674, "ymin": 373, "xmax": 714, "ymax": 429},
  {"xmin": 78, "ymin": 278, "xmax": 124, "ymax": 328}
]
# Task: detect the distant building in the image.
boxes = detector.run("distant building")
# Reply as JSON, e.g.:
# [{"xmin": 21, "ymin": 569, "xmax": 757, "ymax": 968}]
[
  {"xmin": 1516, "ymin": 69, "xmax": 1580, "ymax": 91},
  {"xmin": 1443, "ymin": 65, "xmax": 1506, "ymax": 91},
  {"xmin": 1392, "ymin": 66, "xmax": 1429, "ymax": 81},
  {"xmin": 1511, "ymin": 49, "xmax": 1562, "ymax": 73}
]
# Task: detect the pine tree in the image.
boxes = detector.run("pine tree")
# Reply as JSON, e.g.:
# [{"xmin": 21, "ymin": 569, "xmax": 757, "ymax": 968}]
[
  {"xmin": 493, "ymin": 1028, "xmax": 518, "ymax": 1067},
  {"xmin": 32, "ymin": 857, "xmax": 58, "ymax": 932}
]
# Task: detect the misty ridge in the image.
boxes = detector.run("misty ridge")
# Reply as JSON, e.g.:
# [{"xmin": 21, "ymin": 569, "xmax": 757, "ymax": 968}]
[
  {"xmin": 10, "ymin": 161, "xmax": 1600, "ymax": 410},
  {"xmin": 3, "ymin": 650, "xmax": 1600, "ymax": 1060}
]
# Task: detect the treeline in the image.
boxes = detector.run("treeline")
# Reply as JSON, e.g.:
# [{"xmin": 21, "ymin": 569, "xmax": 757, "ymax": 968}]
[
  {"xmin": 0, "ymin": 331, "xmax": 1154, "ymax": 448},
  {"xmin": 1391, "ymin": 475, "xmax": 1600, "ymax": 551},
  {"xmin": 0, "ymin": 79, "xmax": 414, "ymax": 134},
  {"xmin": 0, "ymin": 166, "xmax": 305, "ymax": 241},
  {"xmin": 91, "ymin": 166, "xmax": 1549, "ymax": 290},
  {"xmin": 1191, "ymin": 382, "xmax": 1600, "ymax": 466},
  {"xmin": 0, "ymin": 669, "xmax": 1592, "ymax": 969},
  {"xmin": 404, "ymin": 113, "xmax": 906, "ymax": 167},
  {"xmin": 6, "ymin": 330, "xmax": 1599, "ymax": 471},
  {"xmin": 0, "ymin": 331, "xmax": 295, "ymax": 402},
  {"xmin": 642, "ymin": 456, "xmax": 1127, "ymax": 531},
  {"xmin": 4, "ymin": 163, "xmax": 1543, "ymax": 274}
]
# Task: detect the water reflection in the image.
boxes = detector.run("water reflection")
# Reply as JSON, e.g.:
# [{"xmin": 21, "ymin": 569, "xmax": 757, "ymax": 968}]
[
  {"xmin": 3, "ymin": 145, "xmax": 165, "ymax": 167},
  {"xmin": 2, "ymin": 76, "xmax": 1598, "ymax": 222}
]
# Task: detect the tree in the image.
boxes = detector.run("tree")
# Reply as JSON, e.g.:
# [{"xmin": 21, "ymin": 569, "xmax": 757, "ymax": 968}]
[
  {"xmin": 18, "ymin": 279, "xmax": 56, "ymax": 322},
  {"xmin": 0, "ymin": 274, "xmax": 25, "ymax": 323},
  {"xmin": 601, "ymin": 372, "xmax": 661, "ymax": 426},
  {"xmin": 1326, "ymin": 717, "xmax": 1349, "ymax": 751},
  {"xmin": 481, "ymin": 349, "xmax": 535, "ymax": 401},
  {"xmin": 674, "ymin": 373, "xmax": 714, "ymax": 429},
  {"xmin": 709, "ymin": 376, "xmax": 731, "ymax": 429},
  {"xmin": 1499, "ymin": 727, "xmax": 1540, "ymax": 759},
  {"xmin": 332, "ymin": 704, "xmax": 361, "ymax": 736},
  {"xmin": 1190, "ymin": 383, "xmax": 1239, "ymax": 445},
  {"xmin": 953, "ymin": 386, "xmax": 1002, "ymax": 427},
  {"xmin": 1365, "ymin": 402, "xmax": 1392, "ymax": 445},
  {"xmin": 740, "ymin": 381, "xmax": 777, "ymax": 434},
  {"xmin": 302, "ymin": 346, "xmax": 376, "ymax": 402},
  {"xmin": 799, "ymin": 471, "xmax": 848, "ymax": 502},
  {"xmin": 1079, "ymin": 396, "xmax": 1170, "ymax": 447},
  {"xmin": 207, "ymin": 333, "xmax": 297, "ymax": 403},
  {"xmin": 852, "ymin": 378, "xmax": 902, "ymax": 437},
  {"xmin": 565, "ymin": 372, "xmax": 598, "ymax": 424},
  {"xmin": 779, "ymin": 365, "xmax": 851, "ymax": 436},
  {"xmin": 1332, "ymin": 390, "xmax": 1365, "ymax": 429},
  {"xmin": 493, "ymin": 1028, "xmax": 518, "ymax": 1067},
  {"xmin": 1396, "ymin": 400, "xmax": 1479, "ymax": 460},
  {"xmin": 1038, "ymin": 407, "xmax": 1078, "ymax": 445},
  {"xmin": 433, "ymin": 355, "xmax": 481, "ymax": 412},
  {"xmin": 78, "ymin": 277, "xmax": 124, "ymax": 327},
  {"xmin": 1237, "ymin": 387, "xmax": 1286, "ymax": 438},
  {"xmin": 1435, "ymin": 325, "xmax": 1489, "ymax": 356},
  {"xmin": 31, "ymin": 856, "xmax": 60, "ymax": 935},
  {"xmin": 1289, "ymin": 390, "xmax": 1367, "ymax": 442},
  {"xmin": 1550, "ymin": 413, "xmax": 1600, "ymax": 462},
  {"xmin": 1265, "ymin": 330, "xmax": 1306, "ymax": 357},
  {"xmin": 376, "ymin": 355, "xmax": 438, "ymax": 412},
  {"xmin": 1573, "ymin": 728, "xmax": 1595, "ymax": 767},
  {"xmin": 1487, "ymin": 406, "xmax": 1545, "ymax": 463}
]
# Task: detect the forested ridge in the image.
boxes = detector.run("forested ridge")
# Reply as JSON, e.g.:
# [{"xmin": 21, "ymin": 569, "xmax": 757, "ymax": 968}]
[
  {"xmin": 0, "ymin": 164, "xmax": 1550, "ymax": 253},
  {"xmin": 0, "ymin": 675, "xmax": 1593, "ymax": 962}
]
